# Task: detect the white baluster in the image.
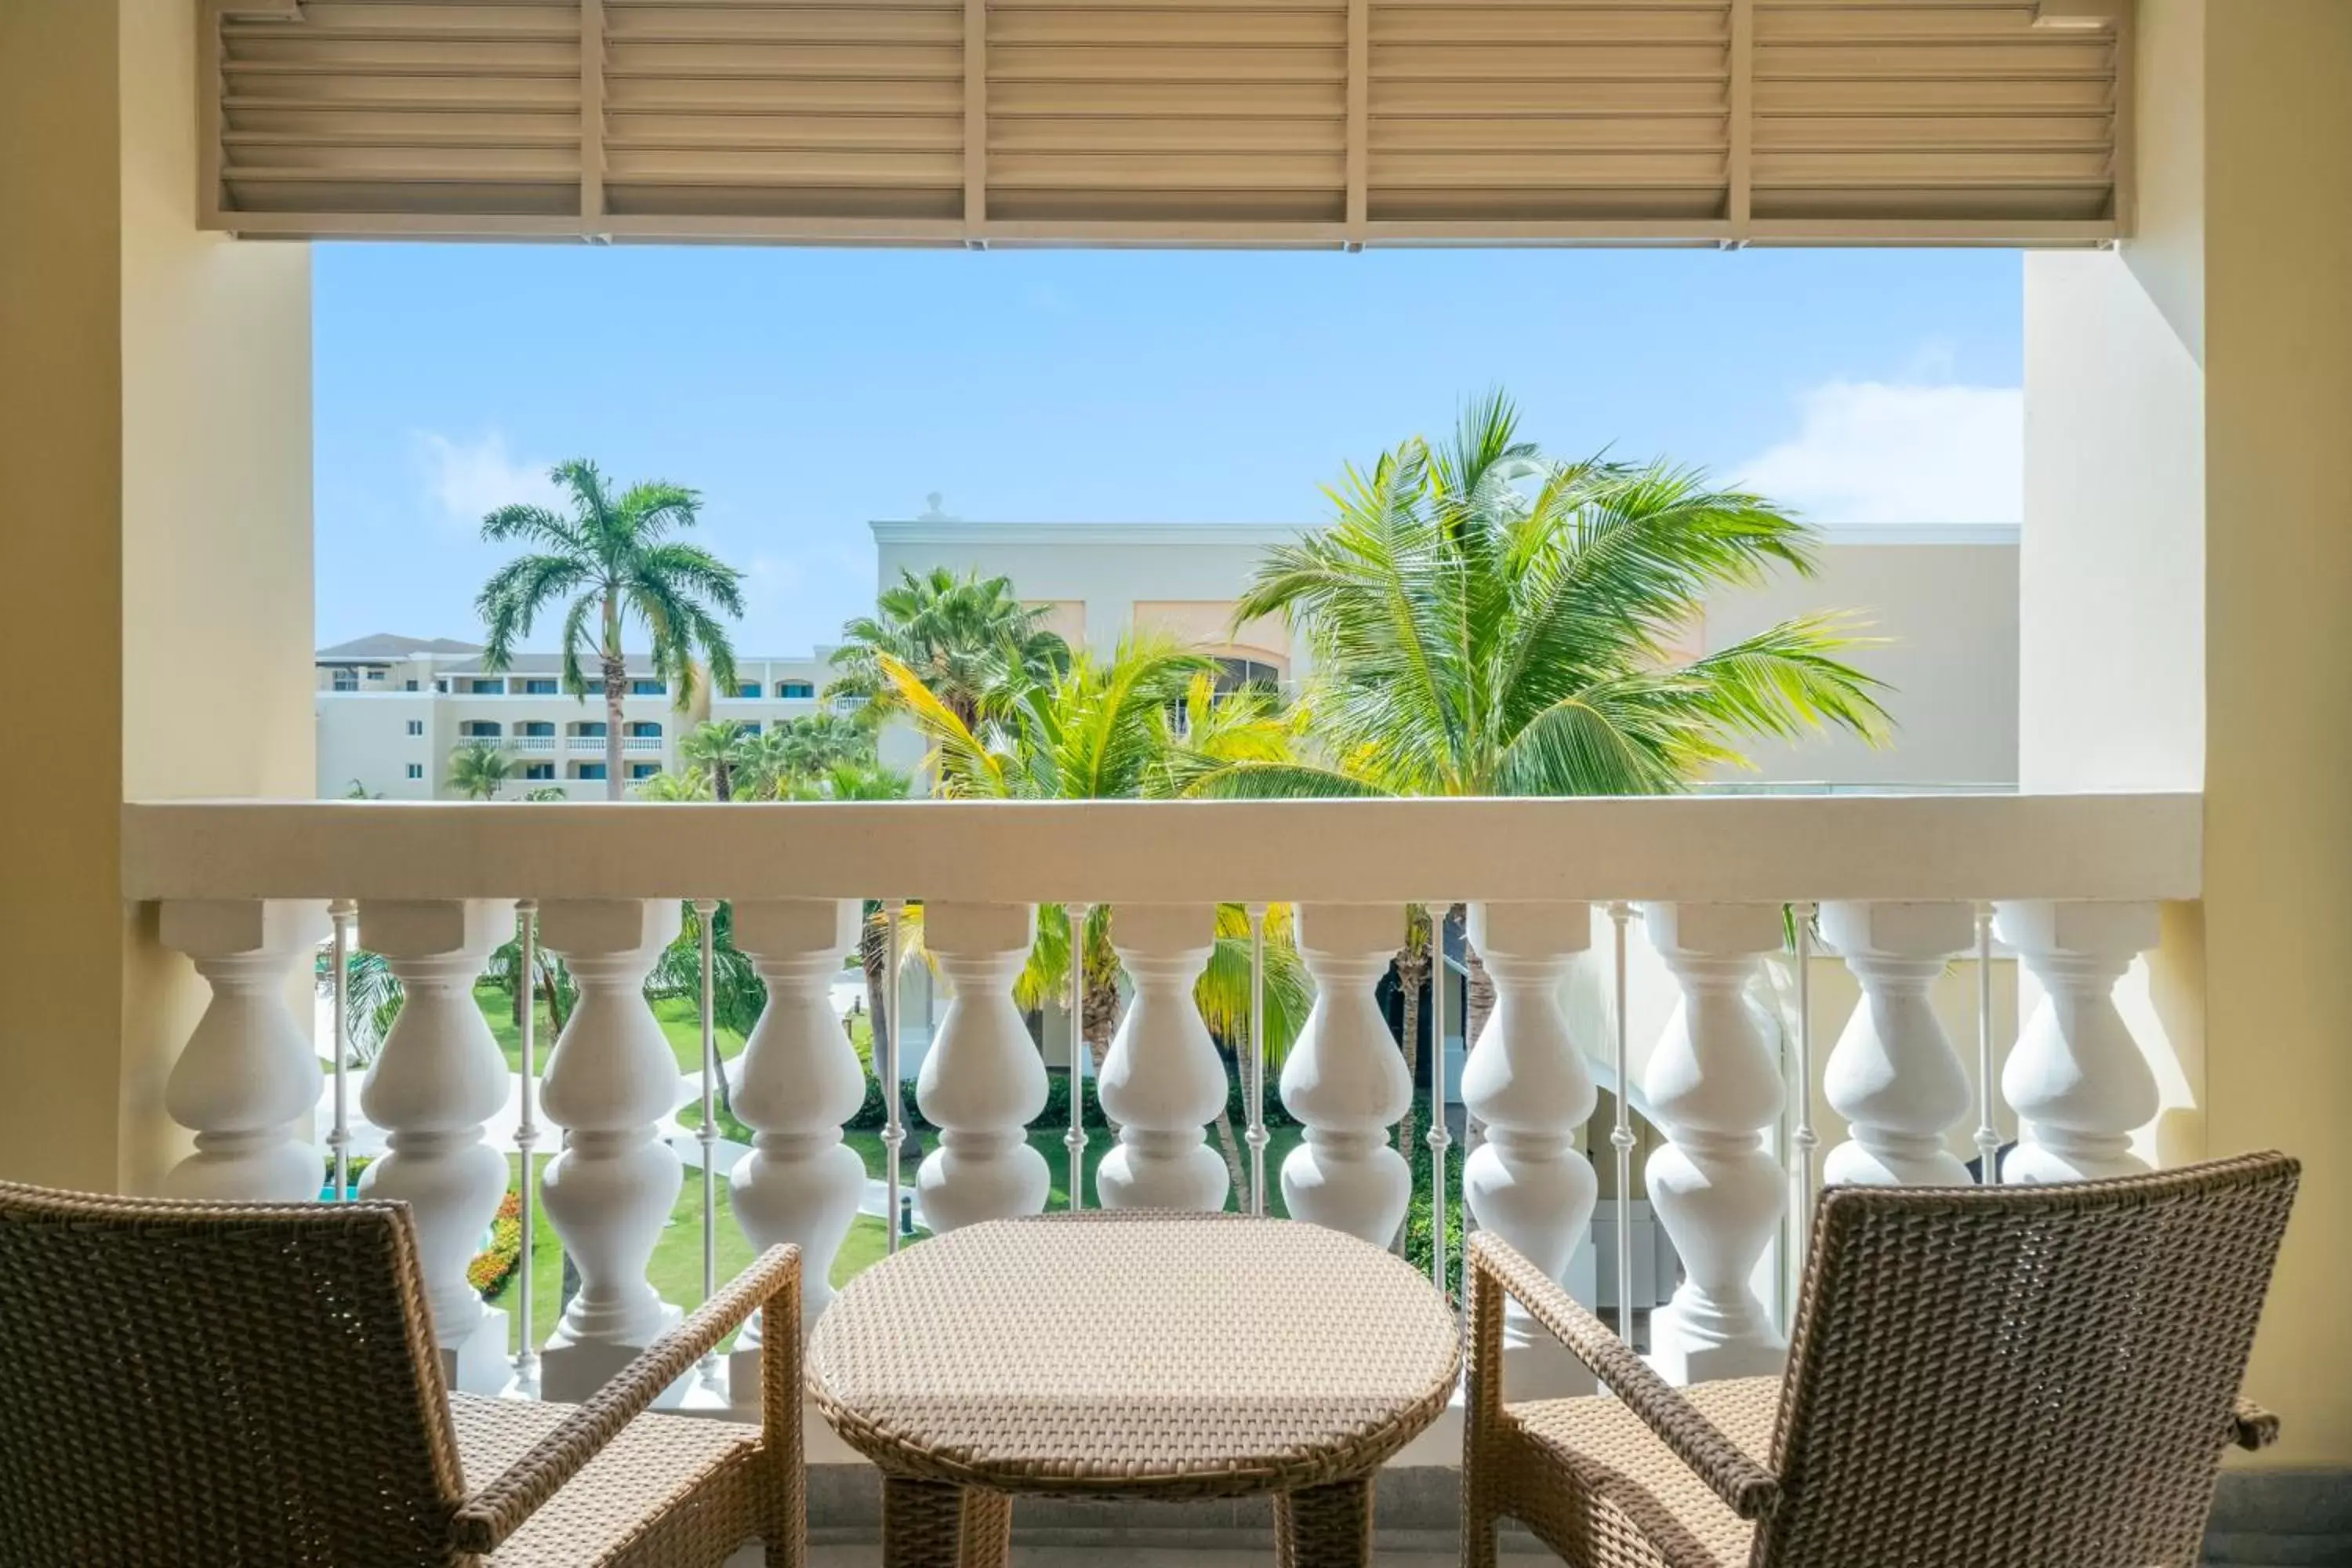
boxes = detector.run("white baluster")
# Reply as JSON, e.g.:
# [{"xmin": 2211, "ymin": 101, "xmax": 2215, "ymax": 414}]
[
  {"xmin": 1280, "ymin": 904, "xmax": 1412, "ymax": 1246},
  {"xmin": 357, "ymin": 898, "xmax": 518, "ymax": 1394},
  {"xmin": 728, "ymin": 898, "xmax": 864, "ymax": 1414},
  {"xmin": 1819, "ymin": 902, "xmax": 1974, "ymax": 1186},
  {"xmin": 1462, "ymin": 902, "xmax": 1599, "ymax": 1396},
  {"xmin": 916, "ymin": 902, "xmax": 1049, "ymax": 1232},
  {"xmin": 537, "ymin": 898, "xmax": 690, "ymax": 1406},
  {"xmin": 160, "ymin": 899, "xmax": 329, "ymax": 1201},
  {"xmin": 1642, "ymin": 903, "xmax": 1787, "ymax": 1385},
  {"xmin": 1096, "ymin": 903, "xmax": 1230, "ymax": 1211},
  {"xmin": 1994, "ymin": 901, "xmax": 2161, "ymax": 1182}
]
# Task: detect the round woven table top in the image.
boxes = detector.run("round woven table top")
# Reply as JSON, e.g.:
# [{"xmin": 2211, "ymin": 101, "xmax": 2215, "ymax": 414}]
[{"xmin": 805, "ymin": 1211, "xmax": 1461, "ymax": 1498}]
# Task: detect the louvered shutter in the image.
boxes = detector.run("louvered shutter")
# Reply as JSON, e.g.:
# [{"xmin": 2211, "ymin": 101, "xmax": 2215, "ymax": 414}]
[{"xmin": 201, "ymin": 0, "xmax": 2124, "ymax": 245}]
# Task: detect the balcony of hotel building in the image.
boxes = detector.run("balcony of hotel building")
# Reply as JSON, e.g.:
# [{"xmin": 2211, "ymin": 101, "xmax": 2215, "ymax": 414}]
[{"xmin": 8, "ymin": 3, "xmax": 2352, "ymax": 1565}]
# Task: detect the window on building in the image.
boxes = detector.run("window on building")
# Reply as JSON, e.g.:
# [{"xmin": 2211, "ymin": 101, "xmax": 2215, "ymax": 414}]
[
  {"xmin": 459, "ymin": 721, "xmax": 502, "ymax": 738},
  {"xmin": 779, "ymin": 681, "xmax": 815, "ymax": 699},
  {"xmin": 583, "ymin": 679, "xmax": 604, "ymax": 695},
  {"xmin": 523, "ymin": 763, "xmax": 555, "ymax": 780},
  {"xmin": 406, "ymin": 720, "xmax": 424, "ymax": 737},
  {"xmin": 518, "ymin": 721, "xmax": 554, "ymax": 737},
  {"xmin": 741, "ymin": 721, "xmax": 762, "ymax": 735},
  {"xmin": 405, "ymin": 679, "xmax": 418, "ymax": 691},
  {"xmin": 736, "ymin": 681, "xmax": 761, "ymax": 698},
  {"xmin": 467, "ymin": 678, "xmax": 504, "ymax": 695},
  {"xmin": 573, "ymin": 763, "xmax": 607, "ymax": 781},
  {"xmin": 405, "ymin": 764, "xmax": 423, "ymax": 780},
  {"xmin": 630, "ymin": 679, "xmax": 664, "ymax": 696},
  {"xmin": 626, "ymin": 721, "xmax": 662, "ymax": 739},
  {"xmin": 572, "ymin": 721, "xmax": 606, "ymax": 738},
  {"xmin": 365, "ymin": 669, "xmax": 386, "ymax": 681},
  {"xmin": 434, "ymin": 679, "xmax": 448, "ymax": 693},
  {"xmin": 523, "ymin": 677, "xmax": 559, "ymax": 695},
  {"xmin": 330, "ymin": 670, "xmax": 357, "ymax": 691},
  {"xmin": 630, "ymin": 763, "xmax": 660, "ymax": 779}
]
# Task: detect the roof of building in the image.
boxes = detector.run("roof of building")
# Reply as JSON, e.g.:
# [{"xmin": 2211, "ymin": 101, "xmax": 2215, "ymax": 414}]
[{"xmin": 316, "ymin": 633, "xmax": 483, "ymax": 661}]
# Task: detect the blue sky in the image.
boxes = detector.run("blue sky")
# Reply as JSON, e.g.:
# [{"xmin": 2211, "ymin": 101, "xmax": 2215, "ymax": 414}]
[{"xmin": 315, "ymin": 244, "xmax": 2024, "ymax": 655}]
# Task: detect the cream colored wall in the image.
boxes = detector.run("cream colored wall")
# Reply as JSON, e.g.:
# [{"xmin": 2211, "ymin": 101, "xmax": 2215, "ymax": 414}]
[
  {"xmin": 2020, "ymin": 0, "xmax": 2205, "ymax": 793},
  {"xmin": 0, "ymin": 2, "xmax": 132, "ymax": 1193},
  {"xmin": 1701, "ymin": 534, "xmax": 2019, "ymax": 787},
  {"xmin": 2023, "ymin": 0, "xmax": 2352, "ymax": 1465},
  {"xmin": 0, "ymin": 1, "xmax": 314, "ymax": 1193},
  {"xmin": 2198, "ymin": 0, "xmax": 2352, "ymax": 1468}
]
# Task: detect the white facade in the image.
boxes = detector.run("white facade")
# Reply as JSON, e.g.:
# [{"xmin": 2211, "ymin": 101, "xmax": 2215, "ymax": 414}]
[{"xmin": 315, "ymin": 638, "xmax": 833, "ymax": 800}]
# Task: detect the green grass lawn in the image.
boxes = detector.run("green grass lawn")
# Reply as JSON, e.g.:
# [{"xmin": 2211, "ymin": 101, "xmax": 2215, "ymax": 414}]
[
  {"xmin": 491, "ymin": 1152, "xmax": 895, "ymax": 1353},
  {"xmin": 478, "ymin": 983, "xmax": 747, "ymax": 1077}
]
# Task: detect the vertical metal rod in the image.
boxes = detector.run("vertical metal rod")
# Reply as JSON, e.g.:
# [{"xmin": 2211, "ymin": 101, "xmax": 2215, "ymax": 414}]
[
  {"xmin": 1788, "ymin": 901, "xmax": 1819, "ymax": 1302},
  {"xmin": 1425, "ymin": 904, "xmax": 1451, "ymax": 1291},
  {"xmin": 514, "ymin": 900, "xmax": 541, "ymax": 1383},
  {"xmin": 328, "ymin": 898, "xmax": 354, "ymax": 1201},
  {"xmin": 1065, "ymin": 903, "xmax": 1090, "ymax": 1212},
  {"xmin": 694, "ymin": 898, "xmax": 721, "ymax": 1386},
  {"xmin": 1974, "ymin": 902, "xmax": 2002, "ymax": 1185},
  {"xmin": 882, "ymin": 899, "xmax": 906, "ymax": 1253},
  {"xmin": 1609, "ymin": 902, "xmax": 1636, "ymax": 1341},
  {"xmin": 1246, "ymin": 903, "xmax": 1269, "ymax": 1216}
]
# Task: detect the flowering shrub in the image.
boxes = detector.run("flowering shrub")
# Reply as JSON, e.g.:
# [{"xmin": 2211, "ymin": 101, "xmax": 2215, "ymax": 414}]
[{"xmin": 467, "ymin": 1190, "xmax": 524, "ymax": 1298}]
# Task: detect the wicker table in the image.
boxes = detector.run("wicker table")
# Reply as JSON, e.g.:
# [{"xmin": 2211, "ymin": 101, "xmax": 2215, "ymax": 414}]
[{"xmin": 806, "ymin": 1211, "xmax": 1462, "ymax": 1567}]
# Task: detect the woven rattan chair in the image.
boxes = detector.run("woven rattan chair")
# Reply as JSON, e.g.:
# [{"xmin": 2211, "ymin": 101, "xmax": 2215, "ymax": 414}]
[
  {"xmin": 0, "ymin": 1182, "xmax": 805, "ymax": 1567},
  {"xmin": 1463, "ymin": 1152, "xmax": 2299, "ymax": 1568}
]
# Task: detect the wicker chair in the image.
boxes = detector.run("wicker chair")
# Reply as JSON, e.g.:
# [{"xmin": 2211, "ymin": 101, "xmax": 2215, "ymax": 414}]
[
  {"xmin": 1463, "ymin": 1152, "xmax": 2299, "ymax": 1568},
  {"xmin": 0, "ymin": 1182, "xmax": 805, "ymax": 1567}
]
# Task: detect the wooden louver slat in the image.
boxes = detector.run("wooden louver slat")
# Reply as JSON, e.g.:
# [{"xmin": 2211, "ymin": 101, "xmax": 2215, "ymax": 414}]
[{"xmin": 199, "ymin": 0, "xmax": 2127, "ymax": 245}]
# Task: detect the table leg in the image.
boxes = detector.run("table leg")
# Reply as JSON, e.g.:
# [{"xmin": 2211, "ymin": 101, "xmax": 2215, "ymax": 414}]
[
  {"xmin": 957, "ymin": 1487, "xmax": 1012, "ymax": 1568},
  {"xmin": 1275, "ymin": 1476, "xmax": 1374, "ymax": 1568},
  {"xmin": 881, "ymin": 1476, "xmax": 966, "ymax": 1568}
]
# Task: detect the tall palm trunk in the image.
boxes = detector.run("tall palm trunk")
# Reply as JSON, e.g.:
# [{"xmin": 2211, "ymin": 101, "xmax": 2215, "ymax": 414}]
[
  {"xmin": 1393, "ymin": 922, "xmax": 1432, "ymax": 1160},
  {"xmin": 601, "ymin": 662, "xmax": 626, "ymax": 801},
  {"xmin": 1211, "ymin": 1095, "xmax": 1247, "ymax": 1206}
]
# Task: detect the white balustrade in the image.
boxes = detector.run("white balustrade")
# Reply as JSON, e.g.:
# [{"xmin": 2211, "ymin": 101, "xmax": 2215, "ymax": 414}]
[
  {"xmin": 727, "ymin": 898, "xmax": 864, "ymax": 1413},
  {"xmin": 1097, "ymin": 902, "xmax": 1230, "ymax": 1211},
  {"xmin": 1995, "ymin": 901, "xmax": 2161, "ymax": 1182},
  {"xmin": 159, "ymin": 899, "xmax": 329, "ymax": 1201},
  {"xmin": 1280, "ymin": 903, "xmax": 1412, "ymax": 1246},
  {"xmin": 1461, "ymin": 902, "xmax": 1599, "ymax": 1396},
  {"xmin": 915, "ymin": 901, "xmax": 1050, "ymax": 1232},
  {"xmin": 1819, "ymin": 901, "xmax": 1975, "ymax": 1186},
  {"xmin": 536, "ymin": 898, "xmax": 691, "ymax": 1405},
  {"xmin": 357, "ymin": 898, "xmax": 517, "ymax": 1394},
  {"xmin": 1641, "ymin": 902, "xmax": 1787, "ymax": 1385}
]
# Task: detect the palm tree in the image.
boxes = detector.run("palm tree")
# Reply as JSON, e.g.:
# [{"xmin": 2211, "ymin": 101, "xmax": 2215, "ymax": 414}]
[
  {"xmin": 475, "ymin": 459, "xmax": 746, "ymax": 801},
  {"xmin": 680, "ymin": 719, "xmax": 757, "ymax": 801},
  {"xmin": 1208, "ymin": 391, "xmax": 1893, "ymax": 1046},
  {"xmin": 880, "ymin": 637, "xmax": 1312, "ymax": 1196},
  {"xmin": 780, "ymin": 758, "xmax": 913, "ymax": 803},
  {"xmin": 446, "ymin": 740, "xmax": 512, "ymax": 800},
  {"xmin": 632, "ymin": 767, "xmax": 712, "ymax": 802},
  {"xmin": 1217, "ymin": 394, "xmax": 1889, "ymax": 800},
  {"xmin": 828, "ymin": 567, "xmax": 1071, "ymax": 731},
  {"xmin": 750, "ymin": 712, "xmax": 874, "ymax": 797}
]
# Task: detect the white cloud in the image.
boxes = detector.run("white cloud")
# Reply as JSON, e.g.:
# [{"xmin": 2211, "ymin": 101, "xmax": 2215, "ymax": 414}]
[
  {"xmin": 411, "ymin": 430, "xmax": 565, "ymax": 530},
  {"xmin": 1735, "ymin": 379, "xmax": 2023, "ymax": 524}
]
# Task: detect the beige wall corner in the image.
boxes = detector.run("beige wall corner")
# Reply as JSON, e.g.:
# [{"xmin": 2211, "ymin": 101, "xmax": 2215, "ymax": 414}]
[
  {"xmin": 0, "ymin": 1, "xmax": 131, "ymax": 1192},
  {"xmin": 2199, "ymin": 0, "xmax": 2352, "ymax": 1470},
  {"xmin": 0, "ymin": 1, "xmax": 314, "ymax": 1192}
]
